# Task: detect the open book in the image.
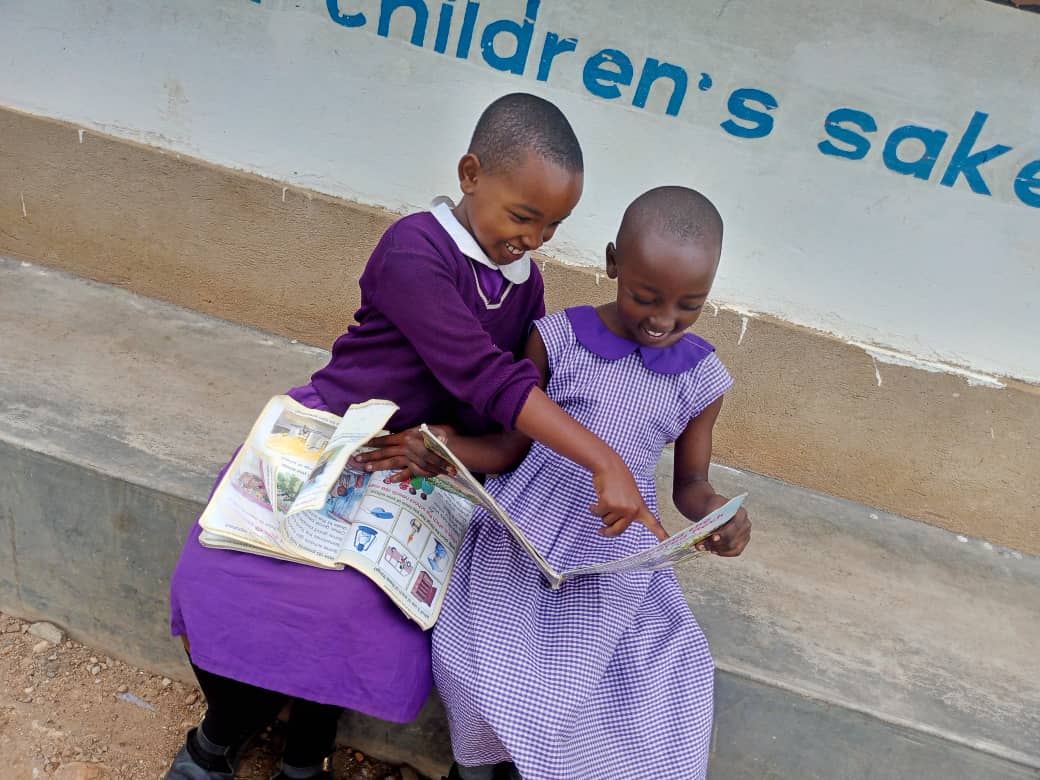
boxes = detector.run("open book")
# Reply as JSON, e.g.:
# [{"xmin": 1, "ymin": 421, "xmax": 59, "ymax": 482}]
[
  {"xmin": 199, "ymin": 395, "xmax": 747, "ymax": 628},
  {"xmin": 419, "ymin": 425, "xmax": 747, "ymax": 590},
  {"xmin": 198, "ymin": 395, "xmax": 478, "ymax": 630}
]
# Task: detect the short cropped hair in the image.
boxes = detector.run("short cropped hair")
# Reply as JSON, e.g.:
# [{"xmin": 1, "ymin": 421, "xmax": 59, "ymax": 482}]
[
  {"xmin": 469, "ymin": 93, "xmax": 584, "ymax": 174},
  {"xmin": 620, "ymin": 186, "xmax": 723, "ymax": 246}
]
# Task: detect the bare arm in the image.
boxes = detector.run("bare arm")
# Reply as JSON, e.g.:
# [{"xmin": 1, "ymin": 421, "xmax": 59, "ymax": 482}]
[{"xmin": 672, "ymin": 395, "xmax": 751, "ymax": 556}]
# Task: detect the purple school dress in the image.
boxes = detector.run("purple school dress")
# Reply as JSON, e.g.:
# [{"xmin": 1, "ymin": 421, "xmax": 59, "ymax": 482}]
[
  {"xmin": 169, "ymin": 209, "xmax": 543, "ymax": 721},
  {"xmin": 432, "ymin": 307, "xmax": 733, "ymax": 779}
]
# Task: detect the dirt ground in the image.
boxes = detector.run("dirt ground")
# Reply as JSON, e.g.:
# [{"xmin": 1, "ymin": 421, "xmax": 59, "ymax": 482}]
[{"xmin": 0, "ymin": 611, "xmax": 424, "ymax": 780}]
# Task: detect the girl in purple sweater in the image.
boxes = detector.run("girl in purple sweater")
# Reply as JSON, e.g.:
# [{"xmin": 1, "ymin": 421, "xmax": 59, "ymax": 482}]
[{"xmin": 165, "ymin": 93, "xmax": 661, "ymax": 780}]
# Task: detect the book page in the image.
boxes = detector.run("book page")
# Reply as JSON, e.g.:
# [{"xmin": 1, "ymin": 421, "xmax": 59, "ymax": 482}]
[
  {"xmin": 559, "ymin": 494, "xmax": 747, "ymax": 579},
  {"xmin": 199, "ymin": 397, "xmax": 296, "ymax": 555},
  {"xmin": 279, "ymin": 466, "xmax": 372, "ymax": 565},
  {"xmin": 198, "ymin": 529, "xmax": 329, "ymax": 566},
  {"xmin": 288, "ymin": 400, "xmax": 398, "ymax": 514},
  {"xmin": 333, "ymin": 472, "xmax": 476, "ymax": 629},
  {"xmin": 276, "ymin": 399, "xmax": 399, "ymax": 562},
  {"xmin": 420, "ymin": 427, "xmax": 563, "ymax": 589},
  {"xmin": 199, "ymin": 395, "xmax": 351, "ymax": 563},
  {"xmin": 255, "ymin": 398, "xmax": 353, "ymax": 515}
]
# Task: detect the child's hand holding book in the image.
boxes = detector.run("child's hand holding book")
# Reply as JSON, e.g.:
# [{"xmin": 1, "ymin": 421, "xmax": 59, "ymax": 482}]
[
  {"xmin": 351, "ymin": 425, "xmax": 458, "ymax": 481},
  {"xmin": 693, "ymin": 494, "xmax": 751, "ymax": 556}
]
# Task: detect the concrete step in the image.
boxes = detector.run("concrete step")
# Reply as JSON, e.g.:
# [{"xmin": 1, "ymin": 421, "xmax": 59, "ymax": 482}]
[{"xmin": 1, "ymin": 256, "xmax": 1038, "ymax": 780}]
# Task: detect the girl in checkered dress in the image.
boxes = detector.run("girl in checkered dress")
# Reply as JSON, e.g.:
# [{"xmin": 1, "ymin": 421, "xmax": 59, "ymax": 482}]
[{"xmin": 432, "ymin": 187, "xmax": 752, "ymax": 780}]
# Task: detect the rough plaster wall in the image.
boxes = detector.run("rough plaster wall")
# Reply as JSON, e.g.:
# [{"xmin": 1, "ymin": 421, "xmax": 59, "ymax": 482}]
[{"xmin": 1, "ymin": 0, "xmax": 1038, "ymax": 383}]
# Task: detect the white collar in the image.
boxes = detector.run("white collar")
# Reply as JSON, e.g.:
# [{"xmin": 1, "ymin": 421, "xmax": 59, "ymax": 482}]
[{"xmin": 430, "ymin": 197, "xmax": 532, "ymax": 284}]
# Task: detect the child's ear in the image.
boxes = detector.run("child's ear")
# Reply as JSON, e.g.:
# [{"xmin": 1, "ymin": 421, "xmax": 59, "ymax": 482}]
[
  {"xmin": 605, "ymin": 242, "xmax": 619, "ymax": 279},
  {"xmin": 458, "ymin": 153, "xmax": 482, "ymax": 194}
]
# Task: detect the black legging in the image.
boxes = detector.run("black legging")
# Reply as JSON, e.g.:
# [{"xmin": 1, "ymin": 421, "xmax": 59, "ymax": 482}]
[{"xmin": 191, "ymin": 662, "xmax": 342, "ymax": 767}]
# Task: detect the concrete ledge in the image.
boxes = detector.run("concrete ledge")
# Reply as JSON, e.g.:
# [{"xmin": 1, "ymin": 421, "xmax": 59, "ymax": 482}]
[{"xmin": 2, "ymin": 258, "xmax": 1038, "ymax": 779}]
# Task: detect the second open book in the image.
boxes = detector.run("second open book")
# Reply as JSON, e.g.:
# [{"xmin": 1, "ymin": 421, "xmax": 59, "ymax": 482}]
[{"xmin": 198, "ymin": 395, "xmax": 746, "ymax": 629}]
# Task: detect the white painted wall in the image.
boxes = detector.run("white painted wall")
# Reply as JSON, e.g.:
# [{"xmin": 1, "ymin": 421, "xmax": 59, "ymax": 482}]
[{"xmin": 1, "ymin": 0, "xmax": 1038, "ymax": 382}]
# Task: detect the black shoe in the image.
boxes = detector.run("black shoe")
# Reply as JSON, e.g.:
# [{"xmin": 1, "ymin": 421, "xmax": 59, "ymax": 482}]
[
  {"xmin": 269, "ymin": 756, "xmax": 334, "ymax": 780},
  {"xmin": 164, "ymin": 728, "xmax": 236, "ymax": 780},
  {"xmin": 441, "ymin": 763, "xmax": 519, "ymax": 780},
  {"xmin": 493, "ymin": 762, "xmax": 521, "ymax": 780}
]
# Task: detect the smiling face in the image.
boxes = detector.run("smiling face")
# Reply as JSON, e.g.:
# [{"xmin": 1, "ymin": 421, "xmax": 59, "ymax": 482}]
[
  {"xmin": 452, "ymin": 150, "xmax": 583, "ymax": 265},
  {"xmin": 601, "ymin": 228, "xmax": 720, "ymax": 348}
]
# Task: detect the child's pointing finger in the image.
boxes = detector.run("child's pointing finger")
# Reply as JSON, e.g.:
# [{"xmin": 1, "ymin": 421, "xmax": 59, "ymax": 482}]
[{"xmin": 638, "ymin": 510, "xmax": 669, "ymax": 542}]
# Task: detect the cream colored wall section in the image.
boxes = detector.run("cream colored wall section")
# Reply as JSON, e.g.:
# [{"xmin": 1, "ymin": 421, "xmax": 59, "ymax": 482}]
[{"xmin": 1, "ymin": 0, "xmax": 1038, "ymax": 385}]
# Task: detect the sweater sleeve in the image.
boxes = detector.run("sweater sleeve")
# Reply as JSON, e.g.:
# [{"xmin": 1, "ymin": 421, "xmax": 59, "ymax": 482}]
[{"xmin": 367, "ymin": 247, "xmax": 540, "ymax": 430}]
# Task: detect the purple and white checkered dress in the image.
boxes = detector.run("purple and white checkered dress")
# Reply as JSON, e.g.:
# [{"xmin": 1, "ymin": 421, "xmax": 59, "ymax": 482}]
[{"xmin": 432, "ymin": 306, "xmax": 733, "ymax": 780}]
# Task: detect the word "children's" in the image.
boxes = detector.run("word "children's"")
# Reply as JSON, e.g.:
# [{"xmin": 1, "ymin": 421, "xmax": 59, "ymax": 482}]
[{"xmin": 252, "ymin": 0, "xmax": 1040, "ymax": 210}]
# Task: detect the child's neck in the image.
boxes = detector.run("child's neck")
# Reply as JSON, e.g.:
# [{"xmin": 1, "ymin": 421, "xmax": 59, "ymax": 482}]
[
  {"xmin": 595, "ymin": 303, "xmax": 629, "ymax": 340},
  {"xmin": 451, "ymin": 200, "xmax": 477, "ymax": 243},
  {"xmin": 451, "ymin": 199, "xmax": 508, "ymax": 269}
]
